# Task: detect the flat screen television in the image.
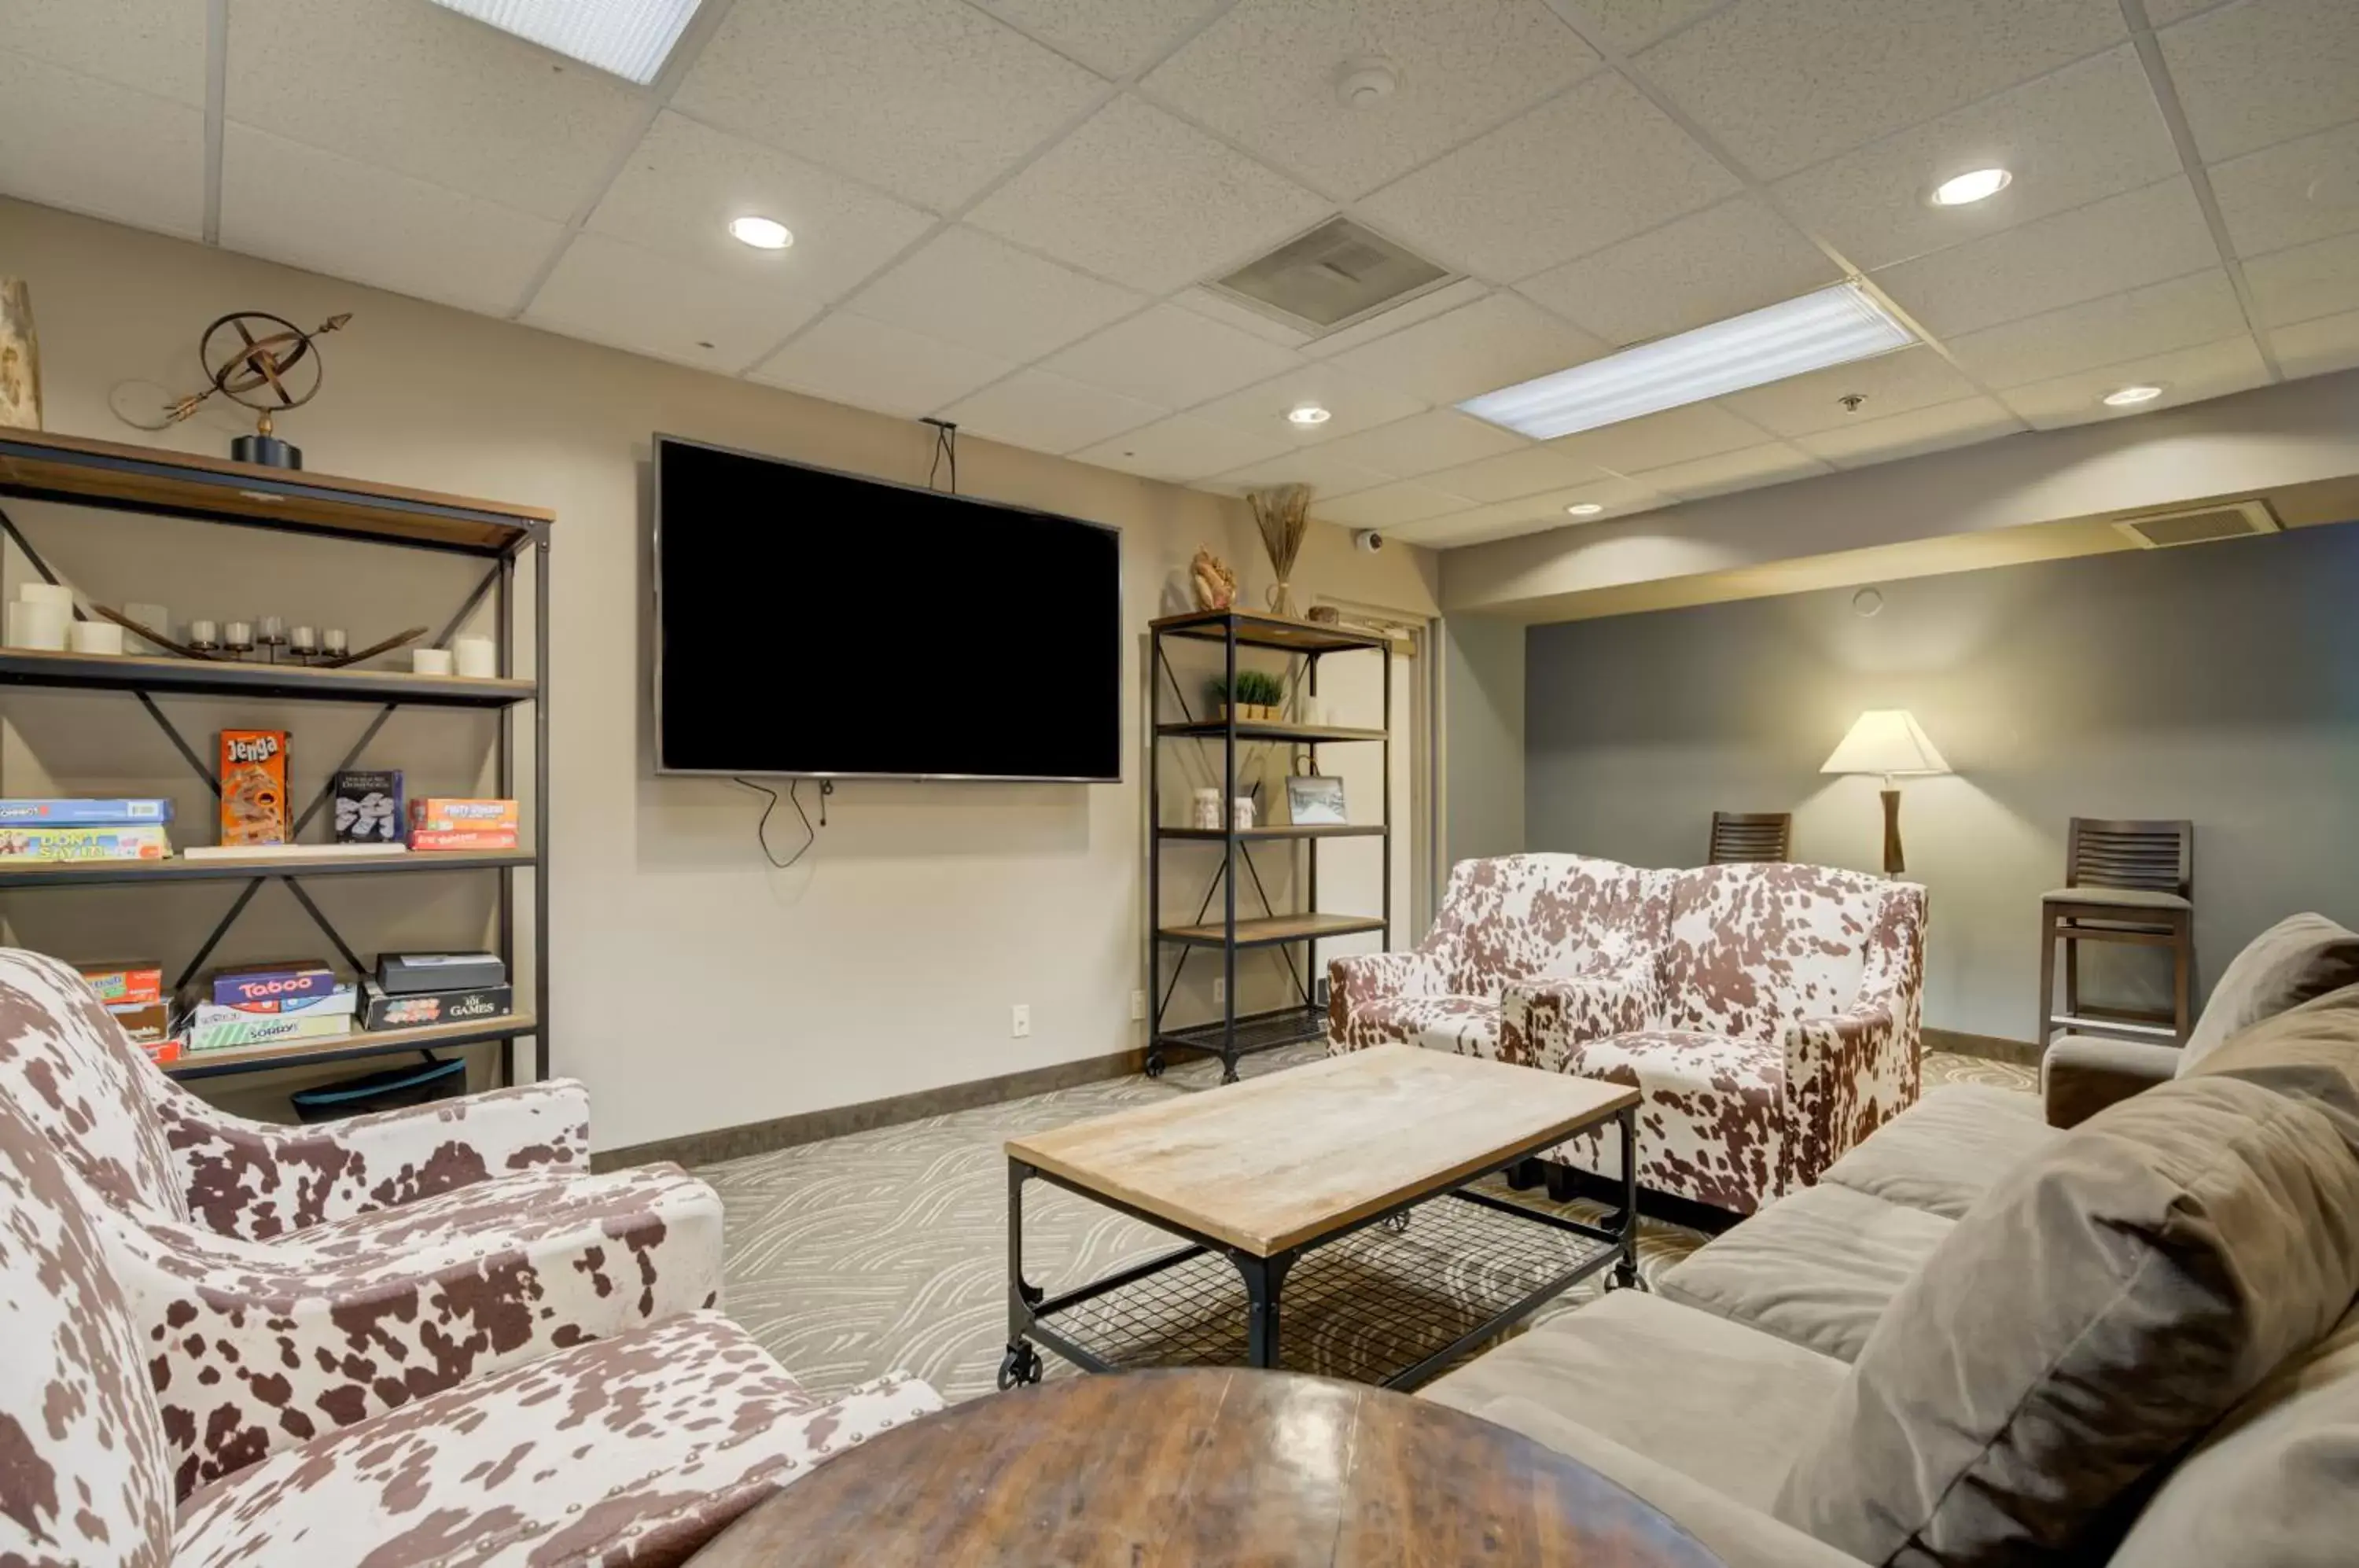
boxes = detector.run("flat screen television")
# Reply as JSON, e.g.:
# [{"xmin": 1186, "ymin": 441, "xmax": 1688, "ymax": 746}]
[{"xmin": 654, "ymin": 436, "xmax": 1123, "ymax": 782}]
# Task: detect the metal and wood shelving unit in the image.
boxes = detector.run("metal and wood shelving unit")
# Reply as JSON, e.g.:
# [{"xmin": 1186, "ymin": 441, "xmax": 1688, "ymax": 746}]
[
  {"xmin": 0, "ymin": 428, "xmax": 550, "ymax": 1086},
  {"xmin": 1148, "ymin": 609, "xmax": 1390, "ymax": 1083}
]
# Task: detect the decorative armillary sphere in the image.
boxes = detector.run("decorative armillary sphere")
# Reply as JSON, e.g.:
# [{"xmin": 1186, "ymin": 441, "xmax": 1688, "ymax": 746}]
[{"xmin": 161, "ymin": 311, "xmax": 351, "ymax": 470}]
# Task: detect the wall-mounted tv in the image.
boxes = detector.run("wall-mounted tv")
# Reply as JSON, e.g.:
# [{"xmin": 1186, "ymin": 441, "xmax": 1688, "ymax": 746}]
[{"xmin": 653, "ymin": 436, "xmax": 1123, "ymax": 782}]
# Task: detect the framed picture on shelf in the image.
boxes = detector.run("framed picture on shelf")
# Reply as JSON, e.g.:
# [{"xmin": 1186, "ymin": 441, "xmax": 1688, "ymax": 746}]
[{"xmin": 1285, "ymin": 774, "xmax": 1347, "ymax": 826}]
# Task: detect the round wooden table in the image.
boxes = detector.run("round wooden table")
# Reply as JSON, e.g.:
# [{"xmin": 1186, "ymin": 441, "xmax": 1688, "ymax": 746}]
[{"xmin": 693, "ymin": 1367, "xmax": 1724, "ymax": 1566}]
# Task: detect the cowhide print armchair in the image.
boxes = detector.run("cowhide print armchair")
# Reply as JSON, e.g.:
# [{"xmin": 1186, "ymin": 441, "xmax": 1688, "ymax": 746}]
[
  {"xmin": 0, "ymin": 1091, "xmax": 943, "ymax": 1568},
  {"xmin": 1327, "ymin": 853, "xmax": 1671, "ymax": 1064},
  {"xmin": 0, "ymin": 948, "xmax": 723, "ymax": 1499}
]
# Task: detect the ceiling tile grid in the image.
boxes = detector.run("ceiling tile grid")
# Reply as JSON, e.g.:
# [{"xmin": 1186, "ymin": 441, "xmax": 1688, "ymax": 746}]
[
  {"xmin": 936, "ymin": 367, "xmax": 1166, "ymax": 454},
  {"xmin": 976, "ymin": 0, "xmax": 1231, "ymax": 79},
  {"xmin": 1038, "ymin": 303, "xmax": 1306, "ymax": 410},
  {"xmin": 1517, "ymin": 196, "xmax": 1839, "ymax": 347},
  {"xmin": 837, "ymin": 225, "xmax": 1144, "ymax": 364},
  {"xmin": 1996, "ymin": 335, "xmax": 2273, "ymax": 430},
  {"xmin": 2, "ymin": 0, "xmax": 208, "ymax": 105},
  {"xmin": 0, "ymin": 47, "xmax": 207, "ymax": 239},
  {"xmin": 749, "ymin": 311, "xmax": 1015, "ymax": 419},
  {"xmin": 1323, "ymin": 293, "xmax": 1607, "ymax": 407},
  {"xmin": 523, "ymin": 231, "xmax": 824, "ymax": 372}
]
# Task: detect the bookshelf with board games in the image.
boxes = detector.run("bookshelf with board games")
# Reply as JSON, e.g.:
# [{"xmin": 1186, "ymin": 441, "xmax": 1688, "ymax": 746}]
[{"xmin": 0, "ymin": 428, "xmax": 550, "ymax": 1087}]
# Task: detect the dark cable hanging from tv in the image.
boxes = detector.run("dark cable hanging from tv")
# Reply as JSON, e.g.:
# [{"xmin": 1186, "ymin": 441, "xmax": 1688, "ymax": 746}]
[{"xmin": 922, "ymin": 417, "xmax": 959, "ymax": 495}]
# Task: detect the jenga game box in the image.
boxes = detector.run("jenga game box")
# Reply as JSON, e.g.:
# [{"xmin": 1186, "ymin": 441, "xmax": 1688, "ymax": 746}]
[{"xmin": 219, "ymin": 730, "xmax": 289, "ymax": 846}]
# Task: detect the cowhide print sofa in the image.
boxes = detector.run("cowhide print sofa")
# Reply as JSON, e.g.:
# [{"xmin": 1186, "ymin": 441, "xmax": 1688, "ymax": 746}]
[
  {"xmin": 1330, "ymin": 855, "xmax": 1927, "ymax": 1214},
  {"xmin": 0, "ymin": 1080, "xmax": 941, "ymax": 1568}
]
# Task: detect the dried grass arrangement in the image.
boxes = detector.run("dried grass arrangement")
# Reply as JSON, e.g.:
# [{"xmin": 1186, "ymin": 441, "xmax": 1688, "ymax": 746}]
[{"xmin": 1249, "ymin": 484, "xmax": 1312, "ymax": 620}]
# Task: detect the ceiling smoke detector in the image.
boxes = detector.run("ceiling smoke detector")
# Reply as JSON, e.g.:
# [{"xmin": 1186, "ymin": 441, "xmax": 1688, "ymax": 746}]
[{"xmin": 1336, "ymin": 58, "xmax": 1399, "ymax": 109}]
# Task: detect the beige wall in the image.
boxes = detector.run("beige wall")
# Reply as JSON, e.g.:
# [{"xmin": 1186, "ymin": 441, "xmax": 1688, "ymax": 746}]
[
  {"xmin": 1441, "ymin": 613, "xmax": 1524, "ymax": 867},
  {"xmin": 0, "ymin": 199, "xmax": 1438, "ymax": 1149}
]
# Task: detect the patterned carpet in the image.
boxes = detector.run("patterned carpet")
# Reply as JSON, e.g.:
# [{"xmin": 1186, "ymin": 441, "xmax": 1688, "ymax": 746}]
[{"xmin": 700, "ymin": 1049, "xmax": 2035, "ymax": 1404}]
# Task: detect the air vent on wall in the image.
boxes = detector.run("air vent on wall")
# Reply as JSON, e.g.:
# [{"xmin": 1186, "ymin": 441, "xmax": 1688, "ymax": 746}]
[
  {"xmin": 2112, "ymin": 499, "xmax": 2282, "ymax": 550},
  {"xmin": 1205, "ymin": 217, "xmax": 1453, "ymax": 336}
]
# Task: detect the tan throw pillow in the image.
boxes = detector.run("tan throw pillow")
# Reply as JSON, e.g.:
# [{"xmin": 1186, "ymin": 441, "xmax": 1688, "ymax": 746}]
[
  {"xmin": 2181, "ymin": 914, "xmax": 2359, "ymax": 1071},
  {"xmin": 2182, "ymin": 981, "xmax": 2359, "ymax": 1139},
  {"xmin": 1773, "ymin": 1077, "xmax": 2359, "ymax": 1566}
]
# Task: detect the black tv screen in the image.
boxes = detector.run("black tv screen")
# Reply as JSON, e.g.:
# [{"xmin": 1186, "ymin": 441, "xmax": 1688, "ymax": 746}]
[{"xmin": 654, "ymin": 436, "xmax": 1123, "ymax": 781}]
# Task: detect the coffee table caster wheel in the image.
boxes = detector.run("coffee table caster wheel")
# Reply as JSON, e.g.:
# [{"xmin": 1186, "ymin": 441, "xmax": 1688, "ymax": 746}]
[
  {"xmin": 1144, "ymin": 1052, "xmax": 1166, "ymax": 1079},
  {"xmin": 997, "ymin": 1341, "xmax": 1043, "ymax": 1390},
  {"xmin": 1378, "ymin": 1212, "xmax": 1411, "ymax": 1234}
]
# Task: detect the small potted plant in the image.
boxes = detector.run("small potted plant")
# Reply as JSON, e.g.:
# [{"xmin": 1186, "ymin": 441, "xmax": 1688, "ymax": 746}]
[{"xmin": 1208, "ymin": 670, "xmax": 1286, "ymax": 723}]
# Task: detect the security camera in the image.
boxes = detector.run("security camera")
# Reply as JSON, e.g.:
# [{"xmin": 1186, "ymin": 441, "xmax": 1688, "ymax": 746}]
[{"xmin": 1352, "ymin": 529, "xmax": 1386, "ymax": 555}]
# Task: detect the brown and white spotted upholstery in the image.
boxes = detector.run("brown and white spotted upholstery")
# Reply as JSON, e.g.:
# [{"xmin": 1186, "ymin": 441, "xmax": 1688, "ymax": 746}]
[
  {"xmin": 1330, "ymin": 858, "xmax": 1926, "ymax": 1215},
  {"xmin": 0, "ymin": 1092, "xmax": 945, "ymax": 1568},
  {"xmin": 0, "ymin": 948, "xmax": 723, "ymax": 1496}
]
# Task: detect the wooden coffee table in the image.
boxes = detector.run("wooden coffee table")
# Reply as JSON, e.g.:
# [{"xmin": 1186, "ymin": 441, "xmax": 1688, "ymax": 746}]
[
  {"xmin": 999, "ymin": 1043, "xmax": 1641, "ymax": 1391},
  {"xmin": 690, "ymin": 1368, "xmax": 1723, "ymax": 1566}
]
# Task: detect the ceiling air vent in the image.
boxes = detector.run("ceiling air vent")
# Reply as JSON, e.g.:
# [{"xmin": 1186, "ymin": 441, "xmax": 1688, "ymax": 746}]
[
  {"xmin": 1206, "ymin": 217, "xmax": 1453, "ymax": 336},
  {"xmin": 2112, "ymin": 499, "xmax": 2282, "ymax": 550}
]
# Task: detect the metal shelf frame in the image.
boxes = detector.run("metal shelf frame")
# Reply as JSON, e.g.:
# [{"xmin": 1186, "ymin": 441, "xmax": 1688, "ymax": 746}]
[
  {"xmin": 0, "ymin": 436, "xmax": 550, "ymax": 1087},
  {"xmin": 1147, "ymin": 610, "xmax": 1391, "ymax": 1083}
]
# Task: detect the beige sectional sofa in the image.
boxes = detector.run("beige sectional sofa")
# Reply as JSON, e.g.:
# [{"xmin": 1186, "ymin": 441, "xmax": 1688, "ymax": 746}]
[{"xmin": 1424, "ymin": 915, "xmax": 2359, "ymax": 1568}]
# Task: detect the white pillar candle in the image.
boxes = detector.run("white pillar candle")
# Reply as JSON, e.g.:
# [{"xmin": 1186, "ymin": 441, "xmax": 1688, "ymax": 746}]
[
  {"xmin": 412, "ymin": 647, "xmax": 455, "ymax": 676},
  {"xmin": 453, "ymin": 635, "xmax": 497, "ymax": 679},
  {"xmin": 16, "ymin": 582, "xmax": 72, "ymax": 609},
  {"xmin": 5, "ymin": 600, "xmax": 68, "ymax": 650},
  {"xmin": 68, "ymin": 620, "xmax": 124, "ymax": 656}
]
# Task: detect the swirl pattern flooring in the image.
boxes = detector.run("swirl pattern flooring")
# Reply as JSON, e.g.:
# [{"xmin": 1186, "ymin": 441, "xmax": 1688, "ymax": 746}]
[{"xmin": 700, "ymin": 1048, "xmax": 2033, "ymax": 1404}]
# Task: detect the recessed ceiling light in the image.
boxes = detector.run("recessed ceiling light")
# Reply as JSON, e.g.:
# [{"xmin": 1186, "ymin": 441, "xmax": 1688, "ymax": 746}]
[
  {"xmin": 727, "ymin": 215, "xmax": 793, "ymax": 250},
  {"xmin": 428, "ymin": 0, "xmax": 708, "ymax": 85},
  {"xmin": 1931, "ymin": 167, "xmax": 2012, "ymax": 206},
  {"xmin": 1288, "ymin": 404, "xmax": 1332, "ymax": 426},
  {"xmin": 1459, "ymin": 282, "xmax": 1915, "ymax": 441},
  {"xmin": 1565, "ymin": 502, "xmax": 1604, "ymax": 517},
  {"xmin": 2102, "ymin": 384, "xmax": 2165, "ymax": 407}
]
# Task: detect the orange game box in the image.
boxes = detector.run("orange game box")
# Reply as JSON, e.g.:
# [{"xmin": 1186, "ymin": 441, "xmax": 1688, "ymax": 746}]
[
  {"xmin": 410, "ymin": 797, "xmax": 520, "ymax": 834},
  {"xmin": 219, "ymin": 730, "xmax": 289, "ymax": 846}
]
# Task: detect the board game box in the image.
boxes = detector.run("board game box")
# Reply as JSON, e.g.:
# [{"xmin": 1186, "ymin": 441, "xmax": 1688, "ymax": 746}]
[
  {"xmin": 208, "ymin": 960, "xmax": 339, "ymax": 1007},
  {"xmin": 0, "ymin": 799, "xmax": 174, "ymax": 825},
  {"xmin": 363, "ymin": 983, "xmax": 512, "ymax": 1030},
  {"xmin": 78, "ymin": 961, "xmax": 164, "ymax": 1006},
  {"xmin": 219, "ymin": 730, "xmax": 289, "ymax": 846},
  {"xmin": 0, "ymin": 825, "xmax": 169, "ymax": 862},
  {"xmin": 333, "ymin": 770, "xmax": 405, "ymax": 845}
]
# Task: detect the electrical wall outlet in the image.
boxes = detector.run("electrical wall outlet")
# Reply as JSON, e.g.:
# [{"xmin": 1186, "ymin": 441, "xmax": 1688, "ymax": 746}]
[
  {"xmin": 1010, "ymin": 1003, "xmax": 1031, "ymax": 1039},
  {"xmin": 1130, "ymin": 989, "xmax": 1146, "ymax": 1021},
  {"xmin": 1213, "ymin": 978, "xmax": 1226, "ymax": 1004}
]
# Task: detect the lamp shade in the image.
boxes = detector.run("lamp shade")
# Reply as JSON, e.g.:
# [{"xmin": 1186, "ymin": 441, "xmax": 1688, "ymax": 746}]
[{"xmin": 1821, "ymin": 709, "xmax": 1949, "ymax": 777}]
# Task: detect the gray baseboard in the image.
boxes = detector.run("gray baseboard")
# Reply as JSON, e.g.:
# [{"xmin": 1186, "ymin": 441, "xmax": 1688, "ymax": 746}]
[
  {"xmin": 593, "ymin": 1046, "xmax": 1147, "ymax": 1172},
  {"xmin": 1925, "ymin": 1026, "xmax": 2041, "ymax": 1067}
]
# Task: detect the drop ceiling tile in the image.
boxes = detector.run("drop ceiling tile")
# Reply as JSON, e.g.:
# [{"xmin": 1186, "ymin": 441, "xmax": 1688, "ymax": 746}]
[
  {"xmin": 1550, "ymin": 0, "xmax": 1732, "ymax": 53},
  {"xmin": 1626, "ymin": 441, "xmax": 1832, "ymax": 501},
  {"xmin": 523, "ymin": 233, "xmax": 822, "ymax": 373},
  {"xmin": 977, "ymin": 0, "xmax": 1227, "ymax": 78},
  {"xmin": 1309, "ymin": 410, "xmax": 1530, "ymax": 479},
  {"xmin": 843, "ymin": 226, "xmax": 1143, "ymax": 363},
  {"xmin": 1300, "ymin": 278, "xmax": 1489, "ymax": 358},
  {"xmin": 1357, "ymin": 71, "xmax": 1742, "ymax": 281},
  {"xmin": 1419, "ymin": 444, "xmax": 1617, "ymax": 503},
  {"xmin": 1311, "ymin": 482, "xmax": 1481, "ymax": 529},
  {"xmin": 1718, "ymin": 348, "xmax": 1984, "ymax": 438},
  {"xmin": 1635, "ymin": 0, "xmax": 2125, "ymax": 181},
  {"xmin": 1040, "ymin": 303, "xmax": 1304, "ymax": 410},
  {"xmin": 1772, "ymin": 46, "xmax": 2180, "ymax": 271},
  {"xmin": 2146, "ymin": 0, "xmax": 2226, "ymax": 22},
  {"xmin": 1140, "ymin": 0, "xmax": 1603, "ymax": 200},
  {"xmin": 1169, "ymin": 287, "xmax": 1316, "ymax": 348},
  {"xmin": 220, "ymin": 123, "xmax": 562, "ymax": 317},
  {"xmin": 1071, "ymin": 414, "xmax": 1294, "ymax": 480},
  {"xmin": 966, "ymin": 96, "xmax": 1330, "ymax": 293},
  {"xmin": 1518, "ymin": 196, "xmax": 1839, "ymax": 347},
  {"xmin": 1875, "ymin": 178, "xmax": 2221, "ymax": 337},
  {"xmin": 673, "ymin": 0, "xmax": 1105, "ymax": 212},
  {"xmin": 1995, "ymin": 336, "xmax": 2271, "ymax": 430},
  {"xmin": 1326, "ymin": 294, "xmax": 1607, "ymax": 406},
  {"xmin": 1794, "ymin": 396, "xmax": 2026, "ymax": 469},
  {"xmin": 2273, "ymin": 309, "xmax": 2359, "ymax": 379},
  {"xmin": 1389, "ymin": 484, "xmax": 1669, "ymax": 547},
  {"xmin": 937, "ymin": 369, "xmax": 1165, "ymax": 454},
  {"xmin": 0, "ymin": 50, "xmax": 204, "ymax": 237},
  {"xmin": 4, "ymin": 0, "xmax": 205, "ymax": 104},
  {"xmin": 2210, "ymin": 120, "xmax": 2359, "ymax": 260},
  {"xmin": 586, "ymin": 112, "xmax": 933, "ymax": 304},
  {"xmin": 1190, "ymin": 363, "xmax": 1430, "ymax": 444},
  {"xmin": 1942, "ymin": 271, "xmax": 2249, "ymax": 388},
  {"xmin": 224, "ymin": 0, "xmax": 647, "ymax": 223},
  {"xmin": 750, "ymin": 311, "xmax": 1014, "ymax": 418},
  {"xmin": 1210, "ymin": 447, "xmax": 1399, "ymax": 499},
  {"xmin": 1544, "ymin": 401, "xmax": 1769, "ymax": 473},
  {"xmin": 2158, "ymin": 0, "xmax": 2359, "ymax": 164},
  {"xmin": 2243, "ymin": 230, "xmax": 2359, "ymax": 328}
]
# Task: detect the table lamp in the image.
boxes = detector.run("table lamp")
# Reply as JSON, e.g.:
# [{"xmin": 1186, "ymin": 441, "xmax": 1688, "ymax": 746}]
[{"xmin": 1821, "ymin": 709, "xmax": 1948, "ymax": 875}]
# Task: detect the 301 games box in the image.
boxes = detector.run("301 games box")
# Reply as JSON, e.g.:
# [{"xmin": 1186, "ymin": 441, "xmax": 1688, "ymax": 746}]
[{"xmin": 364, "ymin": 983, "xmax": 513, "ymax": 1030}]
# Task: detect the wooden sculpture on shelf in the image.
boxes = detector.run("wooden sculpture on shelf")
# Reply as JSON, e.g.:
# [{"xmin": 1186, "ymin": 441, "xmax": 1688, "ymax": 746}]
[{"xmin": 1191, "ymin": 547, "xmax": 1238, "ymax": 611}]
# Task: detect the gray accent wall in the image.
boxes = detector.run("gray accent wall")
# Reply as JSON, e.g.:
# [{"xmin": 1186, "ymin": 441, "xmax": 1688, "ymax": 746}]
[{"xmin": 1524, "ymin": 524, "xmax": 2359, "ymax": 1043}]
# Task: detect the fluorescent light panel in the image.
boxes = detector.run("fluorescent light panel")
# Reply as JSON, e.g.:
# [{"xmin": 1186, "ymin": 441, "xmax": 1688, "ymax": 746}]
[
  {"xmin": 1459, "ymin": 282, "xmax": 1916, "ymax": 441},
  {"xmin": 429, "ymin": 0, "xmax": 705, "ymax": 85}
]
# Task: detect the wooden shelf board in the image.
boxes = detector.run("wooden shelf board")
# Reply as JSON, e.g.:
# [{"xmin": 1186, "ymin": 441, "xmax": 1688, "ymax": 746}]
[
  {"xmin": 0, "ymin": 428, "xmax": 547, "ymax": 554},
  {"xmin": 165, "ymin": 1013, "xmax": 537, "ymax": 1077},
  {"xmin": 1158, "ymin": 913, "xmax": 1387, "ymax": 948},
  {"xmin": 1154, "ymin": 720, "xmax": 1387, "ymax": 744},
  {"xmin": 1150, "ymin": 609, "xmax": 1392, "ymax": 654},
  {"xmin": 0, "ymin": 646, "xmax": 535, "ymax": 708},
  {"xmin": 1158, "ymin": 824, "xmax": 1387, "ymax": 841},
  {"xmin": 0, "ymin": 848, "xmax": 535, "ymax": 888}
]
